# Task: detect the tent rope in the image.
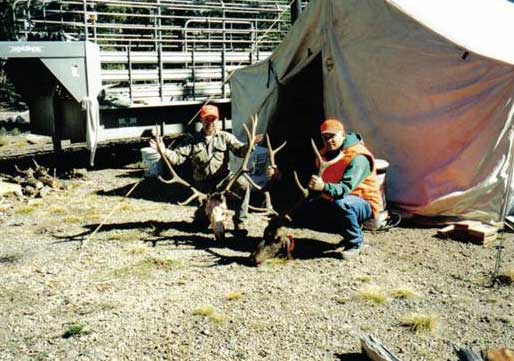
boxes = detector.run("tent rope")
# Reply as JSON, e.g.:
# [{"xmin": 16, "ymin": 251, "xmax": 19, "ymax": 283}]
[{"xmin": 78, "ymin": 0, "xmax": 296, "ymax": 254}]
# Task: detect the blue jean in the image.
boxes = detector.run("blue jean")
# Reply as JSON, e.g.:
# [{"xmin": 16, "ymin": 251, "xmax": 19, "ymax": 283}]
[{"xmin": 293, "ymin": 195, "xmax": 373, "ymax": 248}]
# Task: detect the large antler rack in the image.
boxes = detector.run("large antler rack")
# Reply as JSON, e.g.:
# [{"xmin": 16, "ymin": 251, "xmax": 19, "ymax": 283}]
[
  {"xmin": 281, "ymin": 138, "xmax": 344, "ymax": 220},
  {"xmin": 154, "ymin": 137, "xmax": 207, "ymax": 206},
  {"xmin": 247, "ymin": 133, "xmax": 287, "ymax": 215},
  {"xmin": 222, "ymin": 114, "xmax": 262, "ymax": 194}
]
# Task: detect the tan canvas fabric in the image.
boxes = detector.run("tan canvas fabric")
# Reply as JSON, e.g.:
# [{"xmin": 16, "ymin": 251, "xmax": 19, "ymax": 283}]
[{"xmin": 231, "ymin": 0, "xmax": 514, "ymax": 224}]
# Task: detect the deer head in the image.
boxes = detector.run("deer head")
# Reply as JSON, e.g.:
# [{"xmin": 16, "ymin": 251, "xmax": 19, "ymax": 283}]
[{"xmin": 251, "ymin": 138, "xmax": 343, "ymax": 265}]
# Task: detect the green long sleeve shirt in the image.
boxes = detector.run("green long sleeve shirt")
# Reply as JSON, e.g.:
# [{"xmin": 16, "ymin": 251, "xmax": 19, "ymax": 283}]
[
  {"xmin": 163, "ymin": 130, "xmax": 249, "ymax": 182},
  {"xmin": 321, "ymin": 133, "xmax": 372, "ymax": 199}
]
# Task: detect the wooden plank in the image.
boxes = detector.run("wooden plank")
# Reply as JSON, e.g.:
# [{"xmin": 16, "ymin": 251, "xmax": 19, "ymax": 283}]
[
  {"xmin": 454, "ymin": 221, "xmax": 482, "ymax": 230},
  {"xmin": 467, "ymin": 225, "xmax": 498, "ymax": 238},
  {"xmin": 360, "ymin": 335, "xmax": 402, "ymax": 361},
  {"xmin": 437, "ymin": 225, "xmax": 455, "ymax": 237}
]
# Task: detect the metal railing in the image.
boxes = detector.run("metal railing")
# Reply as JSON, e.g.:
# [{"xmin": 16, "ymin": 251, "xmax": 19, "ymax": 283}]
[{"xmin": 10, "ymin": 0, "xmax": 291, "ymax": 105}]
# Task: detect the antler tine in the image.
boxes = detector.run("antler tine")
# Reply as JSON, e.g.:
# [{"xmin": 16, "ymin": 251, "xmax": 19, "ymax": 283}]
[
  {"xmin": 223, "ymin": 113, "xmax": 259, "ymax": 193},
  {"xmin": 154, "ymin": 136, "xmax": 207, "ymax": 205},
  {"xmin": 311, "ymin": 137, "xmax": 344, "ymax": 175},
  {"xmin": 293, "ymin": 170, "xmax": 309, "ymax": 199},
  {"xmin": 265, "ymin": 133, "xmax": 287, "ymax": 168}
]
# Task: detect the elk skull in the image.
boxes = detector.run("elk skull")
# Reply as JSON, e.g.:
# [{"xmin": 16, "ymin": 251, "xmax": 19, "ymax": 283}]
[
  {"xmin": 251, "ymin": 215, "xmax": 293, "ymax": 265},
  {"xmin": 205, "ymin": 193, "xmax": 228, "ymax": 241}
]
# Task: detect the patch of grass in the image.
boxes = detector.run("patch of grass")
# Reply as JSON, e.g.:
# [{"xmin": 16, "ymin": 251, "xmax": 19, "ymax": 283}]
[
  {"xmin": 0, "ymin": 127, "xmax": 6, "ymax": 136},
  {"xmin": 11, "ymin": 127, "xmax": 20, "ymax": 136},
  {"xmin": 117, "ymin": 203, "xmax": 134, "ymax": 212},
  {"xmin": 192, "ymin": 306, "xmax": 225, "ymax": 325},
  {"xmin": 390, "ymin": 287, "xmax": 418, "ymax": 300},
  {"xmin": 225, "ymin": 292, "xmax": 242, "ymax": 301},
  {"xmin": 63, "ymin": 215, "xmax": 81, "ymax": 224},
  {"xmin": 109, "ymin": 230, "xmax": 143, "ymax": 242},
  {"xmin": 14, "ymin": 205, "xmax": 36, "ymax": 215},
  {"xmin": 143, "ymin": 257, "xmax": 181, "ymax": 270},
  {"xmin": 0, "ymin": 135, "xmax": 7, "ymax": 147},
  {"xmin": 105, "ymin": 257, "xmax": 180, "ymax": 280},
  {"xmin": 192, "ymin": 305, "xmax": 214, "ymax": 317},
  {"xmin": 357, "ymin": 286, "xmax": 388, "ymax": 306},
  {"xmin": 208, "ymin": 313, "xmax": 226, "ymax": 325},
  {"xmin": 335, "ymin": 296, "xmax": 350, "ymax": 305},
  {"xmin": 355, "ymin": 275, "xmax": 372, "ymax": 283},
  {"xmin": 62, "ymin": 323, "xmax": 89, "ymax": 338},
  {"xmin": 14, "ymin": 140, "xmax": 26, "ymax": 147},
  {"xmin": 49, "ymin": 206, "xmax": 66, "ymax": 215},
  {"xmin": 126, "ymin": 244, "xmax": 148, "ymax": 255},
  {"xmin": 400, "ymin": 313, "xmax": 439, "ymax": 334}
]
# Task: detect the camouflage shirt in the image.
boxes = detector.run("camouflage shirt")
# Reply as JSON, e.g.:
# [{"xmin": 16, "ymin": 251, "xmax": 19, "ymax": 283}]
[{"xmin": 163, "ymin": 130, "xmax": 248, "ymax": 182}]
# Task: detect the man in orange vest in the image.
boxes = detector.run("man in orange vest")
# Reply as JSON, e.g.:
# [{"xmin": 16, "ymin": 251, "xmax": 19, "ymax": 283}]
[{"xmin": 269, "ymin": 118, "xmax": 383, "ymax": 259}]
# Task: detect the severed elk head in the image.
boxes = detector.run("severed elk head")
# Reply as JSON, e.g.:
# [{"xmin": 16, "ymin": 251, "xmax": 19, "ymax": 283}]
[
  {"xmin": 251, "ymin": 138, "xmax": 344, "ymax": 265},
  {"xmin": 155, "ymin": 114, "xmax": 263, "ymax": 241}
]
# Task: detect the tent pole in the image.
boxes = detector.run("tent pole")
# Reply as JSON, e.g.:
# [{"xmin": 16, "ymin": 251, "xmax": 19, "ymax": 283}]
[{"xmin": 492, "ymin": 113, "xmax": 514, "ymax": 284}]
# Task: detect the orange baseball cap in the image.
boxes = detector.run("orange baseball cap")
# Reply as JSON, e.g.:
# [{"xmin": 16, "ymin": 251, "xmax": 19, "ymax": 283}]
[
  {"xmin": 200, "ymin": 104, "xmax": 219, "ymax": 122},
  {"xmin": 320, "ymin": 118, "xmax": 345, "ymax": 134}
]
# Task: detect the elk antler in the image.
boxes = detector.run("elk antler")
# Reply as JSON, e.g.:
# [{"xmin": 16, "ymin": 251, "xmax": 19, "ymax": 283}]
[
  {"xmin": 154, "ymin": 137, "xmax": 207, "ymax": 206},
  {"xmin": 223, "ymin": 114, "xmax": 261, "ymax": 193},
  {"xmin": 311, "ymin": 138, "xmax": 344, "ymax": 176},
  {"xmin": 266, "ymin": 134, "xmax": 287, "ymax": 169},
  {"xmin": 246, "ymin": 134, "xmax": 287, "ymax": 215}
]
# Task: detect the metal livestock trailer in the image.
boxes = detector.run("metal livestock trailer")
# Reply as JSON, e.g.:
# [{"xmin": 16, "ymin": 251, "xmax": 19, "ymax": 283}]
[{"xmin": 0, "ymin": 0, "xmax": 300, "ymax": 162}]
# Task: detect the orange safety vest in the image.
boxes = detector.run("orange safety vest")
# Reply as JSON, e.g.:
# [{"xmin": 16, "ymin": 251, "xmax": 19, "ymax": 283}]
[{"xmin": 317, "ymin": 142, "xmax": 383, "ymax": 218}]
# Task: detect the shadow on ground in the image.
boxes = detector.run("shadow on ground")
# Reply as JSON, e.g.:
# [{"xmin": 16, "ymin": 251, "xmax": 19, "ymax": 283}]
[
  {"xmin": 53, "ymin": 219, "xmax": 343, "ymax": 266},
  {"xmin": 334, "ymin": 353, "xmax": 368, "ymax": 361}
]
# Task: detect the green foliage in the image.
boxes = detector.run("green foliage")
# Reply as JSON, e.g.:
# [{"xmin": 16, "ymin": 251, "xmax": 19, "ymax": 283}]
[{"xmin": 62, "ymin": 323, "xmax": 89, "ymax": 338}]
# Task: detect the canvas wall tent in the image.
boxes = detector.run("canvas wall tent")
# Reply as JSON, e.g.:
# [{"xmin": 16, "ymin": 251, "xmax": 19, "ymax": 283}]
[{"xmin": 230, "ymin": 0, "xmax": 514, "ymax": 224}]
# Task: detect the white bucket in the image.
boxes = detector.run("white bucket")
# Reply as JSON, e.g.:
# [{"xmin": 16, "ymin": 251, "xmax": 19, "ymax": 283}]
[{"xmin": 140, "ymin": 147, "xmax": 161, "ymax": 169}]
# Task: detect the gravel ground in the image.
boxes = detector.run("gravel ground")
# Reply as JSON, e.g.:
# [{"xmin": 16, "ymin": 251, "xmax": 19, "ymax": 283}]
[{"xmin": 1, "ymin": 164, "xmax": 513, "ymax": 361}]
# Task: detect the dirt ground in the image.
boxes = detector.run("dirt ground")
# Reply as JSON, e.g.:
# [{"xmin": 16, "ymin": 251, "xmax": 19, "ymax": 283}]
[{"xmin": 0, "ymin": 154, "xmax": 513, "ymax": 361}]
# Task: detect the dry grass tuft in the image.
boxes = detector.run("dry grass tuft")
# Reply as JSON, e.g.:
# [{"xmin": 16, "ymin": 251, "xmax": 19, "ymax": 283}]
[
  {"xmin": 400, "ymin": 313, "xmax": 439, "ymax": 334},
  {"xmin": 62, "ymin": 323, "xmax": 89, "ymax": 338},
  {"xmin": 335, "ymin": 296, "xmax": 350, "ymax": 305},
  {"xmin": 355, "ymin": 275, "xmax": 372, "ymax": 283},
  {"xmin": 14, "ymin": 205, "xmax": 36, "ymax": 215},
  {"xmin": 49, "ymin": 206, "xmax": 66, "ymax": 215},
  {"xmin": 390, "ymin": 287, "xmax": 418, "ymax": 300},
  {"xmin": 225, "ymin": 292, "xmax": 242, "ymax": 301},
  {"xmin": 357, "ymin": 286, "xmax": 388, "ymax": 306},
  {"xmin": 143, "ymin": 257, "xmax": 181, "ymax": 270},
  {"xmin": 105, "ymin": 257, "xmax": 180, "ymax": 280},
  {"xmin": 109, "ymin": 230, "xmax": 143, "ymax": 242},
  {"xmin": 192, "ymin": 306, "xmax": 225, "ymax": 324},
  {"xmin": 192, "ymin": 305, "xmax": 215, "ymax": 317},
  {"xmin": 126, "ymin": 244, "xmax": 148, "ymax": 255},
  {"xmin": 208, "ymin": 313, "xmax": 226, "ymax": 325},
  {"xmin": 63, "ymin": 215, "xmax": 81, "ymax": 224}
]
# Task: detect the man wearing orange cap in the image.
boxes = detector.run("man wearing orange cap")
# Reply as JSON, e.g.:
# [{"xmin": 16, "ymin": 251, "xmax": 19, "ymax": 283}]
[
  {"xmin": 268, "ymin": 118, "xmax": 382, "ymax": 259},
  {"xmin": 150, "ymin": 104, "xmax": 263, "ymax": 230}
]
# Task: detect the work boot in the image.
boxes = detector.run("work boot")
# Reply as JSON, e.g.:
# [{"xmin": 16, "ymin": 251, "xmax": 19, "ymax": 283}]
[
  {"xmin": 340, "ymin": 245, "xmax": 362, "ymax": 260},
  {"xmin": 232, "ymin": 219, "xmax": 248, "ymax": 236},
  {"xmin": 333, "ymin": 242, "xmax": 363, "ymax": 260}
]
